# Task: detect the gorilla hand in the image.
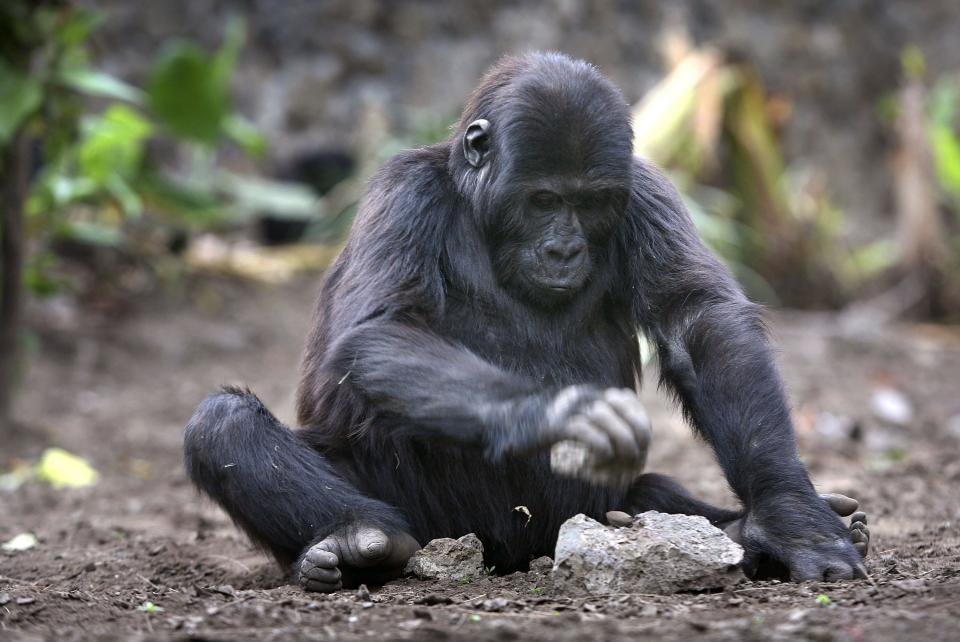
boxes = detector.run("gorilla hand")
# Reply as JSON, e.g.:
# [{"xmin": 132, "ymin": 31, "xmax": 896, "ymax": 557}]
[{"xmin": 546, "ymin": 387, "xmax": 651, "ymax": 485}]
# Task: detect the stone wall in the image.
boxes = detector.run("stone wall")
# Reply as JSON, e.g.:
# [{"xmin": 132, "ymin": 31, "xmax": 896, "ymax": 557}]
[{"xmin": 80, "ymin": 0, "xmax": 960, "ymax": 238}]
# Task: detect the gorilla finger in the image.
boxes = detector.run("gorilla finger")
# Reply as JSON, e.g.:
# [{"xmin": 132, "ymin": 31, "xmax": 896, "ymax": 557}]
[
  {"xmin": 855, "ymin": 562, "xmax": 868, "ymax": 578},
  {"xmin": 305, "ymin": 546, "xmax": 339, "ymax": 569},
  {"xmin": 850, "ymin": 511, "xmax": 867, "ymax": 525},
  {"xmin": 819, "ymin": 493, "xmax": 859, "ymax": 517},
  {"xmin": 851, "ymin": 529, "xmax": 868, "ymax": 544},
  {"xmin": 854, "ymin": 542, "xmax": 868, "ymax": 558},
  {"xmin": 562, "ymin": 418, "xmax": 614, "ymax": 458},
  {"xmin": 584, "ymin": 402, "xmax": 640, "ymax": 459},
  {"xmin": 302, "ymin": 578, "xmax": 342, "ymax": 593},
  {"xmin": 850, "ymin": 521, "xmax": 868, "ymax": 533},
  {"xmin": 354, "ymin": 527, "xmax": 391, "ymax": 564},
  {"xmin": 603, "ymin": 389, "xmax": 651, "ymax": 446},
  {"xmin": 606, "ymin": 510, "xmax": 634, "ymax": 527},
  {"xmin": 302, "ymin": 565, "xmax": 341, "ymax": 583}
]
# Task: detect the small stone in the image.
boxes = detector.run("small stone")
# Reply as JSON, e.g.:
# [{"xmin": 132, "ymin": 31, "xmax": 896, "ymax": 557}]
[
  {"xmin": 0, "ymin": 593, "xmax": 9, "ymax": 605},
  {"xmin": 480, "ymin": 597, "xmax": 510, "ymax": 612},
  {"xmin": 529, "ymin": 556, "xmax": 554, "ymax": 573},
  {"xmin": 398, "ymin": 619, "xmax": 423, "ymax": 631},
  {"xmin": 414, "ymin": 593, "xmax": 453, "ymax": 605},
  {"xmin": 946, "ymin": 414, "xmax": 960, "ymax": 438},
  {"xmin": 870, "ymin": 388, "xmax": 913, "ymax": 426},
  {"xmin": 356, "ymin": 584, "xmax": 371, "ymax": 600},
  {"xmin": 212, "ymin": 585, "xmax": 235, "ymax": 597},
  {"xmin": 552, "ymin": 512, "xmax": 744, "ymax": 595},
  {"xmin": 16, "ymin": 596, "xmax": 36, "ymax": 605},
  {"xmin": 550, "ymin": 440, "xmax": 644, "ymax": 486},
  {"xmin": 814, "ymin": 412, "xmax": 857, "ymax": 440},
  {"xmin": 404, "ymin": 533, "xmax": 484, "ymax": 581},
  {"xmin": 361, "ymin": 601, "xmax": 374, "ymax": 609}
]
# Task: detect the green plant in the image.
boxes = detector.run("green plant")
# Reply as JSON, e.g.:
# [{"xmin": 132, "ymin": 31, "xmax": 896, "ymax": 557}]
[{"xmin": 0, "ymin": 2, "xmax": 287, "ymax": 421}]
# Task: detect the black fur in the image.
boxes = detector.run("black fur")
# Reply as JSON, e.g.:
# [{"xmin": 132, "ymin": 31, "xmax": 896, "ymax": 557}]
[{"xmin": 184, "ymin": 52, "xmax": 860, "ymax": 583}]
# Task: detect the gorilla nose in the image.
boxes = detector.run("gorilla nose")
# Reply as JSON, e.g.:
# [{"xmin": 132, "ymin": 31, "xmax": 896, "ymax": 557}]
[{"xmin": 542, "ymin": 238, "xmax": 586, "ymax": 268}]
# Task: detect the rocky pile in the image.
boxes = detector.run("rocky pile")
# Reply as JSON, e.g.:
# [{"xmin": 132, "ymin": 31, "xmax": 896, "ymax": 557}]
[
  {"xmin": 404, "ymin": 533, "xmax": 485, "ymax": 582},
  {"xmin": 552, "ymin": 511, "xmax": 745, "ymax": 594}
]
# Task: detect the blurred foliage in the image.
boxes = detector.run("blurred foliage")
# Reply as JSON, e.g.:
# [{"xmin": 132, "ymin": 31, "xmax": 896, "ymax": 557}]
[
  {"xmin": 929, "ymin": 74, "xmax": 960, "ymax": 209},
  {"xmin": 0, "ymin": 3, "xmax": 324, "ymax": 302},
  {"xmin": 632, "ymin": 42, "xmax": 891, "ymax": 307}
]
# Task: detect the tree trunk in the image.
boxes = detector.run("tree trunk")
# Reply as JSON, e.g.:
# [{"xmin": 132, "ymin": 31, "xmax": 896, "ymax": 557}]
[
  {"xmin": 894, "ymin": 79, "xmax": 950, "ymax": 317},
  {"xmin": 0, "ymin": 132, "xmax": 27, "ymax": 425}
]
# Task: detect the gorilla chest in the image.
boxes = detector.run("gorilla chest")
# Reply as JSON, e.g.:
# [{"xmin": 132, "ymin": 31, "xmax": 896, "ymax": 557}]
[{"xmin": 440, "ymin": 303, "xmax": 635, "ymax": 387}]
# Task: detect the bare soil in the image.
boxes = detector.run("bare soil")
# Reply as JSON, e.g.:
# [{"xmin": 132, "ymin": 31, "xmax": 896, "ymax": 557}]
[{"xmin": 2, "ymin": 276, "xmax": 959, "ymax": 641}]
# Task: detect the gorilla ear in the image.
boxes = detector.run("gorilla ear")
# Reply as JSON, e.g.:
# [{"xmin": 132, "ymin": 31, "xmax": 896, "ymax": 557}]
[{"xmin": 463, "ymin": 119, "xmax": 492, "ymax": 168}]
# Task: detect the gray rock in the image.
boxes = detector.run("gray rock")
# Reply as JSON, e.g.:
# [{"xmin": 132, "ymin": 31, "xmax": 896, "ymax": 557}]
[
  {"xmin": 552, "ymin": 512, "xmax": 744, "ymax": 595},
  {"xmin": 405, "ymin": 533, "xmax": 484, "ymax": 581},
  {"xmin": 529, "ymin": 556, "xmax": 554, "ymax": 574}
]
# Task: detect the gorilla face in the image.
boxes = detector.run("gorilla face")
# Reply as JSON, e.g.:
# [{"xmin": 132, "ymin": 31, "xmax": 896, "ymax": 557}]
[
  {"xmin": 455, "ymin": 54, "xmax": 634, "ymax": 309},
  {"xmin": 489, "ymin": 180, "xmax": 626, "ymax": 306}
]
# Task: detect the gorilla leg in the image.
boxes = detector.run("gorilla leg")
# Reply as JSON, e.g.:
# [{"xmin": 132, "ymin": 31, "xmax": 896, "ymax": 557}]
[
  {"xmin": 621, "ymin": 473, "xmax": 743, "ymax": 524},
  {"xmin": 183, "ymin": 387, "xmax": 414, "ymax": 590}
]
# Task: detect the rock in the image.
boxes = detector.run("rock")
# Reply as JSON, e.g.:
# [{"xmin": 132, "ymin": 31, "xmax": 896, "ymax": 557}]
[
  {"xmin": 405, "ymin": 533, "xmax": 484, "ymax": 581},
  {"xmin": 529, "ymin": 556, "xmax": 554, "ymax": 574},
  {"xmin": 550, "ymin": 440, "xmax": 645, "ymax": 486},
  {"xmin": 552, "ymin": 512, "xmax": 744, "ymax": 595},
  {"xmin": 870, "ymin": 387, "xmax": 914, "ymax": 426}
]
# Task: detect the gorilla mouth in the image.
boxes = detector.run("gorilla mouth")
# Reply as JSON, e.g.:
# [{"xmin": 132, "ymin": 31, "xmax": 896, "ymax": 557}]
[{"xmin": 533, "ymin": 274, "xmax": 587, "ymax": 296}]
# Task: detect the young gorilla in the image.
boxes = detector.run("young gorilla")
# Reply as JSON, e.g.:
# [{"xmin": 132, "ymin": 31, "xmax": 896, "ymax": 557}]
[{"xmin": 184, "ymin": 52, "xmax": 870, "ymax": 592}]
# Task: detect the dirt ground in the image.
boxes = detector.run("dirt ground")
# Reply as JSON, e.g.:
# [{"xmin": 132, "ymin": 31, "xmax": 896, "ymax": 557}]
[{"xmin": 2, "ymin": 275, "xmax": 959, "ymax": 641}]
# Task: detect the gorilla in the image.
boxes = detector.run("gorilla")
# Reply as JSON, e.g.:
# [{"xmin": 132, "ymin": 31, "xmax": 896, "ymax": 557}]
[{"xmin": 184, "ymin": 52, "xmax": 869, "ymax": 592}]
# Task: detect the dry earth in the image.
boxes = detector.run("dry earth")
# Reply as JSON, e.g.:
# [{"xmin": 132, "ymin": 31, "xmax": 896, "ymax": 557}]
[{"xmin": 2, "ymin": 276, "xmax": 959, "ymax": 641}]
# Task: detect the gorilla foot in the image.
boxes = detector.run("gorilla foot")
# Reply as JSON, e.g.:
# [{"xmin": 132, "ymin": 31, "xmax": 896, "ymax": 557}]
[
  {"xmin": 297, "ymin": 524, "xmax": 420, "ymax": 593},
  {"xmin": 718, "ymin": 493, "xmax": 870, "ymax": 559},
  {"xmin": 819, "ymin": 493, "xmax": 870, "ymax": 559}
]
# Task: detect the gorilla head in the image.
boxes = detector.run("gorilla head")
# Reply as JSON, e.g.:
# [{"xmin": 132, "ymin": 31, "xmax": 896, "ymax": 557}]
[{"xmin": 450, "ymin": 53, "xmax": 634, "ymax": 306}]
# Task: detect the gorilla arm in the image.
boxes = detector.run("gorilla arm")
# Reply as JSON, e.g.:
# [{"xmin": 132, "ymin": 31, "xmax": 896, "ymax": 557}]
[{"xmin": 623, "ymin": 158, "xmax": 866, "ymax": 581}]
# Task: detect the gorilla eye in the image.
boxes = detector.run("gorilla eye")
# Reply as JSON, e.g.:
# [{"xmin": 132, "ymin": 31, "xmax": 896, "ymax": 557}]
[
  {"xmin": 575, "ymin": 191, "xmax": 611, "ymax": 210},
  {"xmin": 530, "ymin": 191, "xmax": 561, "ymax": 209}
]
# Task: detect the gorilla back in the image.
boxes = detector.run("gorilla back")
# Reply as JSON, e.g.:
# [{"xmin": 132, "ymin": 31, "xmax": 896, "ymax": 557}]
[{"xmin": 185, "ymin": 52, "xmax": 868, "ymax": 592}]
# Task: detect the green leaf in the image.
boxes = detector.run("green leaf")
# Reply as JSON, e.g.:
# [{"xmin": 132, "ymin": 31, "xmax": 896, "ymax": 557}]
[
  {"xmin": 212, "ymin": 16, "xmax": 245, "ymax": 90},
  {"xmin": 138, "ymin": 601, "xmax": 164, "ymax": 614},
  {"xmin": 930, "ymin": 125, "xmax": 960, "ymax": 204},
  {"xmin": 55, "ymin": 221, "xmax": 124, "ymax": 247},
  {"xmin": 77, "ymin": 104, "xmax": 153, "ymax": 183},
  {"xmin": 24, "ymin": 253, "xmax": 68, "ymax": 297},
  {"xmin": 59, "ymin": 68, "xmax": 144, "ymax": 103},
  {"xmin": 53, "ymin": 8, "xmax": 103, "ymax": 48},
  {"xmin": 901, "ymin": 45, "xmax": 926, "ymax": 79},
  {"xmin": 223, "ymin": 114, "xmax": 266, "ymax": 157},
  {"xmin": 107, "ymin": 175, "xmax": 143, "ymax": 217},
  {"xmin": 147, "ymin": 42, "xmax": 227, "ymax": 143},
  {"xmin": 215, "ymin": 171, "xmax": 320, "ymax": 221},
  {"xmin": 137, "ymin": 171, "xmax": 226, "ymax": 226},
  {"xmin": 0, "ymin": 61, "xmax": 43, "ymax": 145}
]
